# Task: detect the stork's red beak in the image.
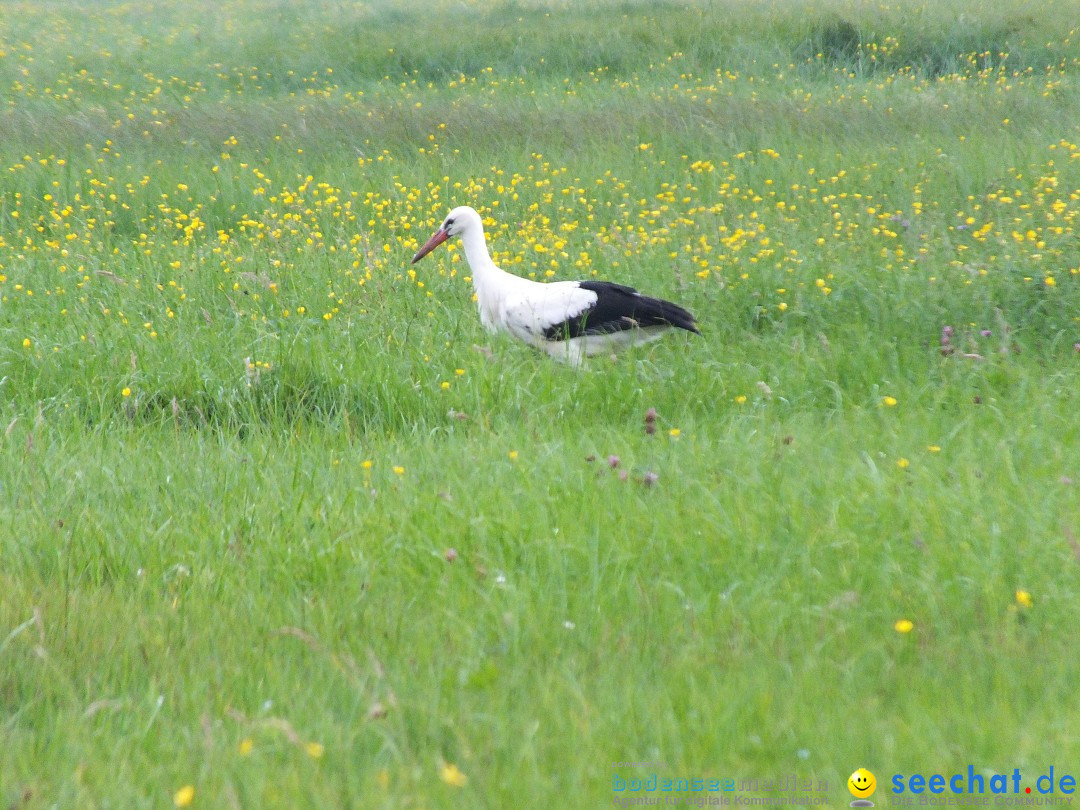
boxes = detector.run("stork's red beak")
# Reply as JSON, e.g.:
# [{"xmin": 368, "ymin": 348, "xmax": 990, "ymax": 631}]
[{"xmin": 411, "ymin": 228, "xmax": 449, "ymax": 264}]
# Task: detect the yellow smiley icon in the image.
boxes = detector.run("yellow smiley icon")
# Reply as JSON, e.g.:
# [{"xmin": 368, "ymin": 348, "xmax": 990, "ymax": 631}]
[{"xmin": 848, "ymin": 768, "xmax": 877, "ymax": 798}]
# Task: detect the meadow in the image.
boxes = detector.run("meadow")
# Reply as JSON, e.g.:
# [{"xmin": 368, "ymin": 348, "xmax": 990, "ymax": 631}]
[{"xmin": 1, "ymin": 0, "xmax": 1079, "ymax": 806}]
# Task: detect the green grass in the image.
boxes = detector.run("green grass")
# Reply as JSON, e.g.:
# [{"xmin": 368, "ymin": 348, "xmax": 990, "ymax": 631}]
[{"xmin": 2, "ymin": 0, "xmax": 1080, "ymax": 807}]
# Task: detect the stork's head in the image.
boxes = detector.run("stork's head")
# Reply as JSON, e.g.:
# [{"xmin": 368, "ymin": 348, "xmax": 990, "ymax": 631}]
[{"xmin": 411, "ymin": 205, "xmax": 482, "ymax": 263}]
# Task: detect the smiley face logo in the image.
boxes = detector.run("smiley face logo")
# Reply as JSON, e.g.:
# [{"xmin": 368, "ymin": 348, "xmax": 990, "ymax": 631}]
[{"xmin": 848, "ymin": 768, "xmax": 877, "ymax": 799}]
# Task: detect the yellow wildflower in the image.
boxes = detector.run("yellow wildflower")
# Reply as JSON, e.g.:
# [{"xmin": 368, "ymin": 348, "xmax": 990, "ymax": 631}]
[
  {"xmin": 439, "ymin": 762, "xmax": 468, "ymax": 787},
  {"xmin": 173, "ymin": 785, "xmax": 195, "ymax": 807},
  {"xmin": 894, "ymin": 619, "xmax": 914, "ymax": 633}
]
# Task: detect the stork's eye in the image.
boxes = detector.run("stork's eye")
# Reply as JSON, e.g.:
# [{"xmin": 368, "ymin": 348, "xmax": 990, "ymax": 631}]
[{"xmin": 444, "ymin": 218, "xmax": 455, "ymax": 229}]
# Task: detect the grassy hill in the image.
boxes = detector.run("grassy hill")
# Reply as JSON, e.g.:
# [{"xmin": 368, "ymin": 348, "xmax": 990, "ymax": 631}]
[{"xmin": 1, "ymin": 1, "xmax": 1079, "ymax": 806}]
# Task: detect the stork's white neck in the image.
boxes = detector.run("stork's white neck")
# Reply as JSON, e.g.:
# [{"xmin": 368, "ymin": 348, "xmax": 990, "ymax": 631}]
[{"xmin": 460, "ymin": 220, "xmax": 502, "ymax": 287}]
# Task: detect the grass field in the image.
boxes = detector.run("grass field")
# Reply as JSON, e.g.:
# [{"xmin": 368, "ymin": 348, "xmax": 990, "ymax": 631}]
[{"xmin": 2, "ymin": 0, "xmax": 1079, "ymax": 807}]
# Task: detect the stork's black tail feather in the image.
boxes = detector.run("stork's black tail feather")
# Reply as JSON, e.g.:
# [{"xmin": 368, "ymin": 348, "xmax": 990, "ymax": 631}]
[
  {"xmin": 573, "ymin": 281, "xmax": 700, "ymax": 336},
  {"xmin": 638, "ymin": 294, "xmax": 701, "ymax": 334}
]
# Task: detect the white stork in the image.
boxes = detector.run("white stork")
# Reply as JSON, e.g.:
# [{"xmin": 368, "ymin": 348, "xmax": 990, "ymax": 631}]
[{"xmin": 411, "ymin": 206, "xmax": 700, "ymax": 365}]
